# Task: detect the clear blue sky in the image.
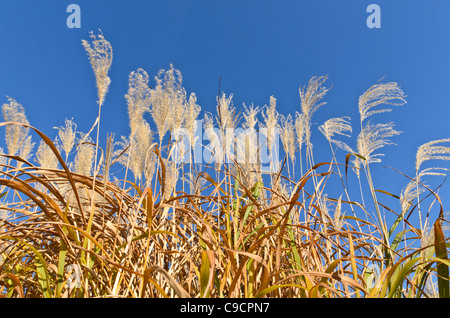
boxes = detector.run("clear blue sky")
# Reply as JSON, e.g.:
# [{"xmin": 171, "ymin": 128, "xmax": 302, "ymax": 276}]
[{"xmin": 1, "ymin": 1, "xmax": 450, "ymax": 224}]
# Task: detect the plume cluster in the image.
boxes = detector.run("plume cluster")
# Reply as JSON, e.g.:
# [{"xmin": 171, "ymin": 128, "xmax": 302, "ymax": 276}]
[
  {"xmin": 150, "ymin": 64, "xmax": 187, "ymax": 143},
  {"xmin": 358, "ymin": 82, "xmax": 406, "ymax": 124}
]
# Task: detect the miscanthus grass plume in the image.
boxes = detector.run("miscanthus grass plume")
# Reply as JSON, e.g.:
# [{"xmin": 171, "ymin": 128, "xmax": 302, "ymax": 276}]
[
  {"xmin": 55, "ymin": 118, "xmax": 77, "ymax": 163},
  {"xmin": 151, "ymin": 64, "xmax": 187, "ymax": 145},
  {"xmin": 261, "ymin": 95, "xmax": 278, "ymax": 154},
  {"xmin": 0, "ymin": 30, "xmax": 449, "ymax": 299},
  {"xmin": 2, "ymin": 97, "xmax": 31, "ymax": 157},
  {"xmin": 81, "ymin": 30, "xmax": 113, "ymax": 107},
  {"xmin": 358, "ymin": 82, "xmax": 407, "ymax": 125}
]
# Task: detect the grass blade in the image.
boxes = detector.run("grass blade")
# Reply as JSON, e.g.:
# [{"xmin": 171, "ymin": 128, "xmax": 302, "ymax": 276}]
[{"xmin": 434, "ymin": 218, "xmax": 449, "ymax": 298}]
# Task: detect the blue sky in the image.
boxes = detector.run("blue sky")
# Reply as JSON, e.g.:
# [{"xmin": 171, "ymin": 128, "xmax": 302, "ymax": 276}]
[{"xmin": 0, "ymin": 1, "xmax": 450, "ymax": 225}]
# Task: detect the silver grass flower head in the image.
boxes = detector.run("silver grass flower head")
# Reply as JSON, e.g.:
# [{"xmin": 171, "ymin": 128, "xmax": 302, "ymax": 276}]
[
  {"xmin": 294, "ymin": 112, "xmax": 306, "ymax": 151},
  {"xmin": 332, "ymin": 195, "xmax": 345, "ymax": 231},
  {"xmin": 55, "ymin": 118, "xmax": 77, "ymax": 162},
  {"xmin": 0, "ymin": 147, "xmax": 6, "ymax": 171},
  {"xmin": 261, "ymin": 96, "xmax": 278, "ymax": 152},
  {"xmin": 215, "ymin": 94, "xmax": 237, "ymax": 163},
  {"xmin": 415, "ymin": 138, "xmax": 450, "ymax": 176},
  {"xmin": 319, "ymin": 116, "xmax": 354, "ymax": 154},
  {"xmin": 278, "ymin": 114, "xmax": 296, "ymax": 163},
  {"xmin": 400, "ymin": 179, "xmax": 424, "ymax": 213},
  {"xmin": 242, "ymin": 103, "xmax": 260, "ymax": 130},
  {"xmin": 82, "ymin": 30, "xmax": 113, "ymax": 106},
  {"xmin": 236, "ymin": 121, "xmax": 260, "ymax": 186},
  {"xmin": 420, "ymin": 224, "xmax": 435, "ymax": 260},
  {"xmin": 165, "ymin": 67, "xmax": 187, "ymax": 133},
  {"xmin": 2, "ymin": 97, "xmax": 30, "ymax": 156},
  {"xmin": 36, "ymin": 139, "xmax": 59, "ymax": 170},
  {"xmin": 217, "ymin": 93, "xmax": 238, "ymax": 131},
  {"xmin": 319, "ymin": 116, "xmax": 352, "ymax": 142},
  {"xmin": 102, "ymin": 133, "xmax": 114, "ymax": 191},
  {"xmin": 299, "ymin": 75, "xmax": 330, "ymax": 147},
  {"xmin": 117, "ymin": 120, "xmax": 153, "ymax": 183},
  {"xmin": 320, "ymin": 195, "xmax": 331, "ymax": 222},
  {"xmin": 183, "ymin": 92, "xmax": 201, "ymax": 146},
  {"xmin": 358, "ymin": 82, "xmax": 406, "ymax": 124},
  {"xmin": 125, "ymin": 68, "xmax": 152, "ymax": 135},
  {"xmin": 18, "ymin": 135, "xmax": 34, "ymax": 166},
  {"xmin": 187, "ymin": 171, "xmax": 205, "ymax": 194},
  {"xmin": 352, "ymin": 156, "xmax": 362, "ymax": 178},
  {"xmin": 236, "ymin": 128, "xmax": 258, "ymax": 168},
  {"xmin": 204, "ymin": 113, "xmax": 223, "ymax": 168},
  {"xmin": 0, "ymin": 209, "xmax": 10, "ymax": 221},
  {"xmin": 130, "ymin": 120, "xmax": 153, "ymax": 183},
  {"xmin": 277, "ymin": 180, "xmax": 294, "ymax": 200},
  {"xmin": 321, "ymin": 195, "xmax": 345, "ymax": 231},
  {"xmin": 151, "ymin": 64, "xmax": 186, "ymax": 142},
  {"xmin": 356, "ymin": 121, "xmax": 401, "ymax": 165},
  {"xmin": 74, "ymin": 135, "xmax": 95, "ymax": 176},
  {"xmin": 163, "ymin": 160, "xmax": 179, "ymax": 199},
  {"xmin": 144, "ymin": 148, "xmax": 157, "ymax": 186}
]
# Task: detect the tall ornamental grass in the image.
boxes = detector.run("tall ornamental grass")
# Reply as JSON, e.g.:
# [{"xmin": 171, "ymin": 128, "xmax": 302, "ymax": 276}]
[{"xmin": 0, "ymin": 31, "xmax": 449, "ymax": 298}]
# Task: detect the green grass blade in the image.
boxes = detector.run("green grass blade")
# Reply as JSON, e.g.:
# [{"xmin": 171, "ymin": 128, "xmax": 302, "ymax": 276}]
[
  {"xmin": 434, "ymin": 219, "xmax": 449, "ymax": 298},
  {"xmin": 387, "ymin": 257, "xmax": 421, "ymax": 298},
  {"xmin": 56, "ymin": 240, "xmax": 68, "ymax": 297}
]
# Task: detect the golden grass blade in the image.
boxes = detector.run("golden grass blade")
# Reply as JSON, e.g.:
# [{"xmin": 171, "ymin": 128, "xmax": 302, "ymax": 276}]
[
  {"xmin": 143, "ymin": 265, "xmax": 190, "ymax": 298},
  {"xmin": 200, "ymin": 250, "xmax": 215, "ymax": 298},
  {"xmin": 141, "ymin": 269, "xmax": 169, "ymax": 298},
  {"xmin": 347, "ymin": 233, "xmax": 359, "ymax": 293},
  {"xmin": 0, "ymin": 273, "xmax": 24, "ymax": 298},
  {"xmin": 255, "ymin": 284, "xmax": 307, "ymax": 298}
]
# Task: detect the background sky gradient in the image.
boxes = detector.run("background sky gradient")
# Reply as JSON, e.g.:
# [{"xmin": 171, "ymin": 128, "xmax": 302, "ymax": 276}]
[{"xmin": 0, "ymin": 1, "xmax": 449, "ymax": 226}]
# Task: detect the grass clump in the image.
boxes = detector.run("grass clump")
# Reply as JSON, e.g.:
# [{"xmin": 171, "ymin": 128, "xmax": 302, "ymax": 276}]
[{"xmin": 0, "ymin": 31, "xmax": 449, "ymax": 299}]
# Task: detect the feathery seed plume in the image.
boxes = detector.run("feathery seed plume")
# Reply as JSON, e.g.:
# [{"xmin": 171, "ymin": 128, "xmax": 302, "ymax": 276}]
[
  {"xmin": 261, "ymin": 96, "xmax": 279, "ymax": 154},
  {"xmin": 0, "ymin": 148, "xmax": 6, "ymax": 171},
  {"xmin": 151, "ymin": 64, "xmax": 186, "ymax": 143},
  {"xmin": 36, "ymin": 139, "xmax": 59, "ymax": 170},
  {"xmin": 216, "ymin": 93, "xmax": 238, "ymax": 131},
  {"xmin": 102, "ymin": 133, "xmax": 115, "ymax": 191},
  {"xmin": 183, "ymin": 93, "xmax": 201, "ymax": 147},
  {"xmin": 2, "ymin": 97, "xmax": 30, "ymax": 156},
  {"xmin": 74, "ymin": 135, "xmax": 95, "ymax": 176},
  {"xmin": 279, "ymin": 114, "xmax": 296, "ymax": 163},
  {"xmin": 82, "ymin": 30, "xmax": 113, "ymax": 106},
  {"xmin": 242, "ymin": 103, "xmax": 260, "ymax": 130},
  {"xmin": 319, "ymin": 116, "xmax": 353, "ymax": 152},
  {"xmin": 125, "ymin": 68, "xmax": 152, "ymax": 135},
  {"xmin": 299, "ymin": 75, "xmax": 330, "ymax": 147},
  {"xmin": 415, "ymin": 138, "xmax": 450, "ymax": 177},
  {"xmin": 18, "ymin": 135, "xmax": 34, "ymax": 167},
  {"xmin": 55, "ymin": 118, "xmax": 77, "ymax": 162},
  {"xmin": 356, "ymin": 121, "xmax": 401, "ymax": 165},
  {"xmin": 400, "ymin": 179, "xmax": 424, "ymax": 213},
  {"xmin": 204, "ymin": 113, "xmax": 222, "ymax": 167},
  {"xmin": 295, "ymin": 112, "xmax": 306, "ymax": 151},
  {"xmin": 358, "ymin": 82, "xmax": 406, "ymax": 124}
]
